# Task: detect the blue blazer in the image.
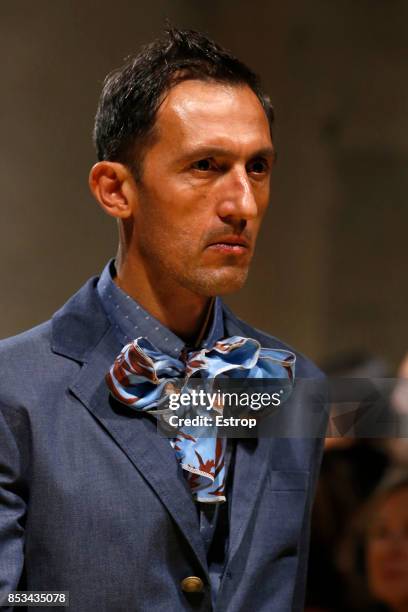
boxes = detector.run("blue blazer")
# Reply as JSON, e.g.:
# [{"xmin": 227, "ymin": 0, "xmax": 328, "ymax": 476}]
[{"xmin": 0, "ymin": 276, "xmax": 327, "ymax": 611}]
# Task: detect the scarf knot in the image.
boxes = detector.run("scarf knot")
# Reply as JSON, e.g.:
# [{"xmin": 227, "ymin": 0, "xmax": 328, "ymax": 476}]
[{"xmin": 107, "ymin": 335, "xmax": 295, "ymax": 502}]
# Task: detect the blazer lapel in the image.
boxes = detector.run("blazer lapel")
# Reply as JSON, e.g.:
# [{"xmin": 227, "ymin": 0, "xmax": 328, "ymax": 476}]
[{"xmin": 51, "ymin": 279, "xmax": 209, "ymax": 578}]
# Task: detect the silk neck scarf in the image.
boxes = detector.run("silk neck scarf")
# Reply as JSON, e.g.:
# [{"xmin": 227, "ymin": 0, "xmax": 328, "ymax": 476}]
[{"xmin": 107, "ymin": 336, "xmax": 295, "ymax": 503}]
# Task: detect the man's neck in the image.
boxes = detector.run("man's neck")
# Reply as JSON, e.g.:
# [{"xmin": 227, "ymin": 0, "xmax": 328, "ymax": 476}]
[{"xmin": 113, "ymin": 257, "xmax": 214, "ymax": 346}]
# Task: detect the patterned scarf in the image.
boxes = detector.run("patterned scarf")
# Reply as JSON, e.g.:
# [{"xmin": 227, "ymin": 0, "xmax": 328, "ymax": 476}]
[{"xmin": 107, "ymin": 336, "xmax": 295, "ymax": 502}]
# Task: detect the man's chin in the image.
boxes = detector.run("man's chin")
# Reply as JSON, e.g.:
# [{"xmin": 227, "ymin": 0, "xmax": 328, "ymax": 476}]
[
  {"xmin": 210, "ymin": 276, "xmax": 248, "ymax": 296},
  {"xmin": 185, "ymin": 267, "xmax": 250, "ymax": 297}
]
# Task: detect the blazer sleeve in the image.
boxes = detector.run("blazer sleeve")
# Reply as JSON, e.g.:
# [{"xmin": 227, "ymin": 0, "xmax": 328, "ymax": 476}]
[{"xmin": 0, "ymin": 403, "xmax": 28, "ymax": 606}]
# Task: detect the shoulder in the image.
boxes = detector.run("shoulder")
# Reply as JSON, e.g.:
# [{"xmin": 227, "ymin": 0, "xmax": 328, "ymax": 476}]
[
  {"xmin": 0, "ymin": 320, "xmax": 54, "ymax": 380},
  {"xmin": 0, "ymin": 275, "xmax": 103, "ymax": 407},
  {"xmin": 0, "ymin": 322, "xmax": 78, "ymax": 411},
  {"xmin": 222, "ymin": 304, "xmax": 324, "ymax": 379},
  {"xmin": 0, "ymin": 321, "xmax": 60, "ymax": 442}
]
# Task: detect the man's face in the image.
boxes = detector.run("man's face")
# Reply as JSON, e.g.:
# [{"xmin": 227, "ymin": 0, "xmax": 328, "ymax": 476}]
[{"xmin": 129, "ymin": 80, "xmax": 274, "ymax": 296}]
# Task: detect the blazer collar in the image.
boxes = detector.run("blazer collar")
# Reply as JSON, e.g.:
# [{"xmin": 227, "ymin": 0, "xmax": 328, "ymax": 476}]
[{"xmin": 51, "ymin": 277, "xmax": 109, "ymax": 362}]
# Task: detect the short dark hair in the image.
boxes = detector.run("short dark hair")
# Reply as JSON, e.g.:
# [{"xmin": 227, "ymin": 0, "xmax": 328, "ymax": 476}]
[{"xmin": 93, "ymin": 27, "xmax": 274, "ymax": 180}]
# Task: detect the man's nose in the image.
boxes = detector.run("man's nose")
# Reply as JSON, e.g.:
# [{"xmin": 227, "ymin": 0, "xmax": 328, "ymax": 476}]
[{"xmin": 216, "ymin": 168, "xmax": 258, "ymax": 222}]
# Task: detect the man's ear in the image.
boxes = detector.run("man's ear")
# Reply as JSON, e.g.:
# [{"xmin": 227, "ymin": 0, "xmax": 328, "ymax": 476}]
[{"xmin": 88, "ymin": 161, "xmax": 137, "ymax": 219}]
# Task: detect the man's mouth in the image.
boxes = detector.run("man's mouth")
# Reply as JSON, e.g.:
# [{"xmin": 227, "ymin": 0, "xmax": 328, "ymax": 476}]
[{"xmin": 206, "ymin": 235, "xmax": 250, "ymax": 255}]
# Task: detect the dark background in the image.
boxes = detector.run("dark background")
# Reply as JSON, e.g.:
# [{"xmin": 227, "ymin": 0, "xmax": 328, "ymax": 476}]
[{"xmin": 1, "ymin": 0, "xmax": 407, "ymax": 369}]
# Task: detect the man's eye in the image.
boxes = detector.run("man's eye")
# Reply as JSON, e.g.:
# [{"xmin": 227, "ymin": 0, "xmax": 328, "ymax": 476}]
[
  {"xmin": 192, "ymin": 159, "xmax": 213, "ymax": 172},
  {"xmin": 248, "ymin": 159, "xmax": 268, "ymax": 174}
]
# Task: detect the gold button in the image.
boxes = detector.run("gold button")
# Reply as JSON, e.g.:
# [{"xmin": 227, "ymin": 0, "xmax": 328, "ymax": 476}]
[{"xmin": 180, "ymin": 576, "xmax": 204, "ymax": 593}]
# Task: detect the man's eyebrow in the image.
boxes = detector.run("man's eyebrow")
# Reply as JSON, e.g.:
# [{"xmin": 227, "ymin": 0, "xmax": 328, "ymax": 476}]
[
  {"xmin": 253, "ymin": 147, "xmax": 277, "ymax": 162},
  {"xmin": 177, "ymin": 145, "xmax": 277, "ymax": 163}
]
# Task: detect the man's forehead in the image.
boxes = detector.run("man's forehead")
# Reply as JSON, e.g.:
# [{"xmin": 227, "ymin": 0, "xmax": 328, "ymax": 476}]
[{"xmin": 155, "ymin": 79, "xmax": 272, "ymax": 152}]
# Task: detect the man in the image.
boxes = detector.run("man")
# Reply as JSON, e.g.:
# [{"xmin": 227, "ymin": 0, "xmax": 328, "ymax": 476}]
[{"xmin": 0, "ymin": 28, "xmax": 326, "ymax": 611}]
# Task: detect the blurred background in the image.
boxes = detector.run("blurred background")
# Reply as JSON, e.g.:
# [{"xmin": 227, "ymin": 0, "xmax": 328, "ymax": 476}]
[{"xmin": 1, "ymin": 2, "xmax": 408, "ymax": 610}]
